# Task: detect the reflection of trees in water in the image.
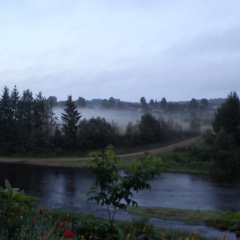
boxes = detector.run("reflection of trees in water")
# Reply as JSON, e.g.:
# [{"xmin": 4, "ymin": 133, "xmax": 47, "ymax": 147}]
[
  {"xmin": 39, "ymin": 168, "xmax": 93, "ymax": 208},
  {"xmin": 0, "ymin": 163, "xmax": 45, "ymax": 195}
]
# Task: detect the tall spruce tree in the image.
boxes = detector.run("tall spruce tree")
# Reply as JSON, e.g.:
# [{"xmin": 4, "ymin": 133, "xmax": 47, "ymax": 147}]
[
  {"xmin": 46, "ymin": 96, "xmax": 58, "ymax": 144},
  {"xmin": 32, "ymin": 92, "xmax": 47, "ymax": 148},
  {"xmin": 10, "ymin": 85, "xmax": 20, "ymax": 147},
  {"xmin": 61, "ymin": 95, "xmax": 81, "ymax": 150},
  {"xmin": 10, "ymin": 85, "xmax": 20, "ymax": 121},
  {"xmin": 18, "ymin": 89, "xmax": 34, "ymax": 149},
  {"xmin": 0, "ymin": 86, "xmax": 14, "ymax": 152}
]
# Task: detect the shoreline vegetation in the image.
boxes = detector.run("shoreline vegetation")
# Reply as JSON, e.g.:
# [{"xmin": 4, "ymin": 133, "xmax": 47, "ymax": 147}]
[
  {"xmin": 0, "ymin": 136, "xmax": 201, "ymax": 168},
  {"xmin": 128, "ymin": 206, "xmax": 240, "ymax": 231}
]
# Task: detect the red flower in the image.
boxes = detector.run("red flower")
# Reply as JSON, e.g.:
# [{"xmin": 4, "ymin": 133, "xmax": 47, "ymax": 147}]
[
  {"xmin": 16, "ymin": 207, "xmax": 21, "ymax": 213},
  {"xmin": 32, "ymin": 217, "xmax": 36, "ymax": 221},
  {"xmin": 60, "ymin": 221, "xmax": 67, "ymax": 227},
  {"xmin": 62, "ymin": 229, "xmax": 74, "ymax": 238},
  {"xmin": 39, "ymin": 209, "xmax": 44, "ymax": 215}
]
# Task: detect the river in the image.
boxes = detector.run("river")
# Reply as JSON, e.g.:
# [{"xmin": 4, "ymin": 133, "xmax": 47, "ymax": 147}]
[{"xmin": 0, "ymin": 163, "xmax": 239, "ymax": 239}]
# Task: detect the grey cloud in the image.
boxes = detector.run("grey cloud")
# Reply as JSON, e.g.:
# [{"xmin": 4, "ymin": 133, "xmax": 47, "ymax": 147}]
[{"xmin": 165, "ymin": 25, "xmax": 240, "ymax": 60}]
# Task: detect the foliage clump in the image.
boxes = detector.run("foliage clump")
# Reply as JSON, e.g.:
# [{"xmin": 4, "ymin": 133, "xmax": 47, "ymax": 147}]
[
  {"xmin": 0, "ymin": 179, "xmax": 38, "ymax": 239},
  {"xmin": 87, "ymin": 148, "xmax": 162, "ymax": 228},
  {"xmin": 203, "ymin": 91, "xmax": 240, "ymax": 175}
]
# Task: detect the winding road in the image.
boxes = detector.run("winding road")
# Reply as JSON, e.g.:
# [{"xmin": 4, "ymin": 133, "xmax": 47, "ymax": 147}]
[{"xmin": 0, "ymin": 136, "xmax": 202, "ymax": 166}]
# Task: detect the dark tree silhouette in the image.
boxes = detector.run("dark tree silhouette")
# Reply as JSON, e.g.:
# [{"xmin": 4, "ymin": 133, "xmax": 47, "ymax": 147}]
[
  {"xmin": 160, "ymin": 97, "xmax": 167, "ymax": 110},
  {"xmin": 0, "ymin": 86, "xmax": 14, "ymax": 152},
  {"xmin": 61, "ymin": 95, "xmax": 81, "ymax": 150},
  {"xmin": 212, "ymin": 91, "xmax": 240, "ymax": 147},
  {"xmin": 140, "ymin": 96, "xmax": 148, "ymax": 112},
  {"xmin": 18, "ymin": 89, "xmax": 34, "ymax": 148},
  {"xmin": 78, "ymin": 117, "xmax": 118, "ymax": 149},
  {"xmin": 76, "ymin": 97, "xmax": 86, "ymax": 108},
  {"xmin": 139, "ymin": 113, "xmax": 162, "ymax": 143}
]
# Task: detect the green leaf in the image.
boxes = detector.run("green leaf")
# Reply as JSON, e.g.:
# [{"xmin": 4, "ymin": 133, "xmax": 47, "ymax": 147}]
[{"xmin": 5, "ymin": 179, "xmax": 13, "ymax": 196}]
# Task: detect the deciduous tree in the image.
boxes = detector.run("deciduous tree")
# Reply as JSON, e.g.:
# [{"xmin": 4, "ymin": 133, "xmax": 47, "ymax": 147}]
[
  {"xmin": 140, "ymin": 97, "xmax": 148, "ymax": 112},
  {"xmin": 160, "ymin": 97, "xmax": 167, "ymax": 110},
  {"xmin": 139, "ymin": 113, "xmax": 162, "ymax": 143},
  {"xmin": 78, "ymin": 117, "xmax": 118, "ymax": 150},
  {"xmin": 212, "ymin": 91, "xmax": 240, "ymax": 146},
  {"xmin": 87, "ymin": 149, "xmax": 161, "ymax": 229},
  {"xmin": 76, "ymin": 97, "xmax": 86, "ymax": 108}
]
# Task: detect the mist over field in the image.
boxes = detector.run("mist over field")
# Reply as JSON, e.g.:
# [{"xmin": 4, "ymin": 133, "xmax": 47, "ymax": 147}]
[
  {"xmin": 54, "ymin": 107, "xmax": 210, "ymax": 132},
  {"xmin": 54, "ymin": 108, "xmax": 143, "ymax": 131}
]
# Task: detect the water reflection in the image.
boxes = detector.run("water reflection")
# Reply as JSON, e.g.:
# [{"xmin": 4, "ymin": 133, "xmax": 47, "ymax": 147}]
[{"xmin": 0, "ymin": 163, "xmax": 240, "ymax": 212}]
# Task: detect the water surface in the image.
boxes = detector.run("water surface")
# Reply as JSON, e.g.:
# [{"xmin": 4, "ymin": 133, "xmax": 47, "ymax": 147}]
[{"xmin": 0, "ymin": 163, "xmax": 239, "ymax": 212}]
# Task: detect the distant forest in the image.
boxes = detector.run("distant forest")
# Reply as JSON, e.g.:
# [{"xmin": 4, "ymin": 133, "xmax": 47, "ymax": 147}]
[
  {"xmin": 57, "ymin": 94, "xmax": 225, "ymax": 112},
  {"xmin": 0, "ymin": 85, "xmax": 222, "ymax": 156}
]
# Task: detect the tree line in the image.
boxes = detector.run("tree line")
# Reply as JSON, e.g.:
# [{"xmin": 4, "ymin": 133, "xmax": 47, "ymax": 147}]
[
  {"xmin": 58, "ymin": 94, "xmax": 224, "ymax": 115},
  {"xmin": 0, "ymin": 86, "xmax": 58, "ymax": 155},
  {"xmin": 0, "ymin": 86, "xmax": 195, "ymax": 156}
]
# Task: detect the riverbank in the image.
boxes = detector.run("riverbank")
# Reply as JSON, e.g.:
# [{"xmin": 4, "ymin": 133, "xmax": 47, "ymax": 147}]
[
  {"xmin": 128, "ymin": 206, "xmax": 240, "ymax": 231},
  {"xmin": 0, "ymin": 136, "xmax": 202, "ymax": 167},
  {"xmin": 0, "ymin": 206, "xmax": 214, "ymax": 240}
]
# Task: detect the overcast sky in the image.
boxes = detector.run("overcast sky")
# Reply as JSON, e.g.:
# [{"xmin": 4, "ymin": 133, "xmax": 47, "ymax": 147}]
[{"xmin": 0, "ymin": 0, "xmax": 240, "ymax": 102}]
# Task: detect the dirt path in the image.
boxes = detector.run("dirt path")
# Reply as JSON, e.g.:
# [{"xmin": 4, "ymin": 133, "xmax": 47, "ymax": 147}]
[{"xmin": 0, "ymin": 136, "xmax": 202, "ymax": 166}]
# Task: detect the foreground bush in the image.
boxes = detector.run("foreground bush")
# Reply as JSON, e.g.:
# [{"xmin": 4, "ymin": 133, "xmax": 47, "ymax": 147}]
[{"xmin": 0, "ymin": 208, "xmax": 209, "ymax": 240}]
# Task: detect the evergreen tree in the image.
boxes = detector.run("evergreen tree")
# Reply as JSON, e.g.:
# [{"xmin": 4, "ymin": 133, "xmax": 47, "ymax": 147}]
[
  {"xmin": 61, "ymin": 95, "xmax": 81, "ymax": 150},
  {"xmin": 45, "ymin": 95, "xmax": 58, "ymax": 143},
  {"xmin": 18, "ymin": 89, "xmax": 34, "ymax": 149},
  {"xmin": 0, "ymin": 86, "xmax": 14, "ymax": 153},
  {"xmin": 51, "ymin": 126, "xmax": 63, "ymax": 149},
  {"xmin": 10, "ymin": 85, "xmax": 20, "ymax": 147},
  {"xmin": 10, "ymin": 85, "xmax": 20, "ymax": 121},
  {"xmin": 32, "ymin": 92, "xmax": 47, "ymax": 148}
]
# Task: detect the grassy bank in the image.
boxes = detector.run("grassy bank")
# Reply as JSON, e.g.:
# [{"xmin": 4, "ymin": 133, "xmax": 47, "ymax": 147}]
[
  {"xmin": 1, "ymin": 136, "xmax": 211, "ymax": 175},
  {"xmin": 41, "ymin": 139, "xmax": 209, "ymax": 173},
  {"xmin": 128, "ymin": 206, "xmax": 240, "ymax": 232},
  {"xmin": 0, "ymin": 208, "xmax": 212, "ymax": 240},
  {"xmin": 37, "ymin": 138, "xmax": 216, "ymax": 176}
]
